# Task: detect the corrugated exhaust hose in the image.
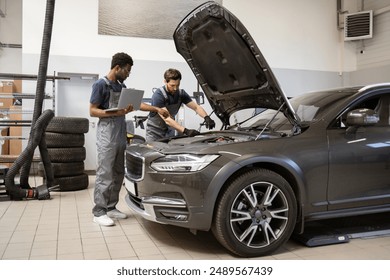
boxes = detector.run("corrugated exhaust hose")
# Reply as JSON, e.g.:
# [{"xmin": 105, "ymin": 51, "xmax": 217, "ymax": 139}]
[
  {"xmin": 5, "ymin": 110, "xmax": 54, "ymax": 200},
  {"xmin": 5, "ymin": 0, "xmax": 56, "ymax": 200}
]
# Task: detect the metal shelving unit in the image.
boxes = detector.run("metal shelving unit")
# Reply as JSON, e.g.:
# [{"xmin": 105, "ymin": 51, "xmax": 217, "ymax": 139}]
[{"xmin": 0, "ymin": 73, "xmax": 70, "ymax": 163}]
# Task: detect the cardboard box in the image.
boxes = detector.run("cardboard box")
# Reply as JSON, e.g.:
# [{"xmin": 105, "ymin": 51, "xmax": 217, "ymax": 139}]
[
  {"xmin": 13, "ymin": 80, "xmax": 23, "ymax": 93},
  {"xmin": 9, "ymin": 105, "xmax": 23, "ymax": 155},
  {"xmin": 0, "ymin": 81, "xmax": 23, "ymax": 166},
  {"xmin": 0, "ymin": 81, "xmax": 15, "ymax": 109},
  {"xmin": 0, "ymin": 127, "xmax": 9, "ymax": 156},
  {"xmin": 0, "ymin": 94, "xmax": 14, "ymax": 109},
  {"xmin": 0, "ymin": 81, "xmax": 14, "ymax": 93}
]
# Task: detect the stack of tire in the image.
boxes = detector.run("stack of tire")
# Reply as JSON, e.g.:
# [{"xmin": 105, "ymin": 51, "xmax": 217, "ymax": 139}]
[{"xmin": 38, "ymin": 116, "xmax": 89, "ymax": 192}]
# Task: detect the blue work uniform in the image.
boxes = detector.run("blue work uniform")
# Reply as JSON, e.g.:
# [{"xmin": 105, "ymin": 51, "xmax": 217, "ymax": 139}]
[
  {"xmin": 146, "ymin": 86, "xmax": 192, "ymax": 141},
  {"xmin": 90, "ymin": 77, "xmax": 127, "ymax": 217}
]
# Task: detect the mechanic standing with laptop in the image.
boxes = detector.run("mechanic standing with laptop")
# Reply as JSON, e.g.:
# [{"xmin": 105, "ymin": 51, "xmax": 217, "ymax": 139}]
[{"xmin": 89, "ymin": 52, "xmax": 168, "ymax": 226}]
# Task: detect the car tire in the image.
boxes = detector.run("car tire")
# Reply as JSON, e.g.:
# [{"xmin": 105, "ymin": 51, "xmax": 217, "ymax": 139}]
[
  {"xmin": 38, "ymin": 161, "xmax": 85, "ymax": 177},
  {"xmin": 45, "ymin": 132, "xmax": 85, "ymax": 148},
  {"xmin": 49, "ymin": 173, "xmax": 89, "ymax": 192},
  {"xmin": 46, "ymin": 117, "xmax": 89, "ymax": 134},
  {"xmin": 47, "ymin": 147, "xmax": 86, "ymax": 163},
  {"xmin": 40, "ymin": 117, "xmax": 90, "ymax": 192},
  {"xmin": 212, "ymin": 168, "xmax": 297, "ymax": 257}
]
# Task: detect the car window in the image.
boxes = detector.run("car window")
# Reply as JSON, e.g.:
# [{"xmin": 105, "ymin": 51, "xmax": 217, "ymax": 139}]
[
  {"xmin": 229, "ymin": 108, "xmax": 259, "ymax": 125},
  {"xmin": 295, "ymin": 104, "xmax": 320, "ymax": 121},
  {"xmin": 238, "ymin": 90, "xmax": 353, "ymax": 130},
  {"xmin": 375, "ymin": 95, "xmax": 390, "ymax": 126},
  {"xmin": 289, "ymin": 91, "xmax": 351, "ymax": 122}
]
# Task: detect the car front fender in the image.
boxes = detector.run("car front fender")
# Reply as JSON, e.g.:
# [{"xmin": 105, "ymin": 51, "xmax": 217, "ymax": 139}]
[{"xmin": 200, "ymin": 153, "xmax": 307, "ymax": 231}]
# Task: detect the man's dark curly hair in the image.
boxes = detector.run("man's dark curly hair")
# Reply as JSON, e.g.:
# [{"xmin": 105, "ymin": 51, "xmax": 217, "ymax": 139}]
[
  {"xmin": 111, "ymin": 52, "xmax": 133, "ymax": 69},
  {"xmin": 164, "ymin": 68, "xmax": 182, "ymax": 82}
]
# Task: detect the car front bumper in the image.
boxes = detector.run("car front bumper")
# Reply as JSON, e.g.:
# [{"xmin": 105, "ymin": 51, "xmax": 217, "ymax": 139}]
[
  {"xmin": 124, "ymin": 176, "xmax": 190, "ymax": 224},
  {"xmin": 123, "ymin": 144, "xmax": 238, "ymax": 230}
]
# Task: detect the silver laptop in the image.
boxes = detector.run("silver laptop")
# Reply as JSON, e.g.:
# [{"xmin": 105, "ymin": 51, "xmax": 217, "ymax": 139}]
[{"xmin": 105, "ymin": 88, "xmax": 144, "ymax": 112}]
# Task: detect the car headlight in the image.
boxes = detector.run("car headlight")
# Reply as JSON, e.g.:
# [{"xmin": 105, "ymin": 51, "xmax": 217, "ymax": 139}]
[{"xmin": 151, "ymin": 154, "xmax": 219, "ymax": 172}]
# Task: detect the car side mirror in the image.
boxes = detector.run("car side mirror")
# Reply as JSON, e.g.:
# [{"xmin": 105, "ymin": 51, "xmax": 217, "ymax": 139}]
[{"xmin": 345, "ymin": 108, "xmax": 379, "ymax": 132}]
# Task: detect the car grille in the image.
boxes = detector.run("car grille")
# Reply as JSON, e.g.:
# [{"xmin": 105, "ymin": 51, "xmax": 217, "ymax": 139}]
[{"xmin": 125, "ymin": 151, "xmax": 144, "ymax": 181}]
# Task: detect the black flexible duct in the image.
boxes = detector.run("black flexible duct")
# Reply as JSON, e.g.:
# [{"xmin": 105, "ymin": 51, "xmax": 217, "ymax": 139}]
[
  {"xmin": 5, "ymin": 0, "xmax": 56, "ymax": 200},
  {"xmin": 5, "ymin": 110, "xmax": 54, "ymax": 200},
  {"xmin": 32, "ymin": 0, "xmax": 56, "ymax": 127}
]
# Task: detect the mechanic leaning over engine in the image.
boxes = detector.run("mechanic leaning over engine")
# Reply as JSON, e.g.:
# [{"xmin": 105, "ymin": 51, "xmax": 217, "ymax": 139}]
[{"xmin": 145, "ymin": 68, "xmax": 216, "ymax": 141}]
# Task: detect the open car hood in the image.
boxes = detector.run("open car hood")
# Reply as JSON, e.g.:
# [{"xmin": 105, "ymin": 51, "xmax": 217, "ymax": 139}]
[{"xmin": 174, "ymin": 1, "xmax": 300, "ymax": 127}]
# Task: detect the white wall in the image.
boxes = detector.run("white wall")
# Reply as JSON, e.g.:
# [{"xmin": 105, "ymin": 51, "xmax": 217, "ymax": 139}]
[
  {"xmin": 354, "ymin": 0, "xmax": 390, "ymax": 69},
  {"xmin": 224, "ymin": 0, "xmax": 345, "ymax": 72},
  {"xmin": 22, "ymin": 0, "xmax": 182, "ymax": 62},
  {"xmin": 0, "ymin": 0, "xmax": 22, "ymax": 73},
  {"xmin": 341, "ymin": 0, "xmax": 390, "ymax": 85},
  {"xmin": 22, "ymin": 0, "xmax": 347, "ymax": 71},
  {"xmin": 6, "ymin": 0, "xmax": 389, "ymax": 77}
]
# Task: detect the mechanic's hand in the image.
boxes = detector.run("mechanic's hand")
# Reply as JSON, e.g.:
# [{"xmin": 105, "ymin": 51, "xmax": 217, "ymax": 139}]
[
  {"xmin": 158, "ymin": 107, "xmax": 170, "ymax": 118},
  {"xmin": 183, "ymin": 128, "xmax": 200, "ymax": 137},
  {"xmin": 119, "ymin": 104, "xmax": 133, "ymax": 115},
  {"xmin": 125, "ymin": 104, "xmax": 134, "ymax": 113},
  {"xmin": 204, "ymin": 115, "xmax": 215, "ymax": 129}
]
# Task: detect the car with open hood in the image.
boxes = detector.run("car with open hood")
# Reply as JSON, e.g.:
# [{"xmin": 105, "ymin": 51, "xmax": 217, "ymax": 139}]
[{"xmin": 124, "ymin": 1, "xmax": 390, "ymax": 257}]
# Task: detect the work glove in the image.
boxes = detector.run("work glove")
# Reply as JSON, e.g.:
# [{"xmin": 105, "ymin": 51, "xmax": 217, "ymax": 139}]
[
  {"xmin": 204, "ymin": 115, "xmax": 216, "ymax": 129},
  {"xmin": 183, "ymin": 128, "xmax": 200, "ymax": 137}
]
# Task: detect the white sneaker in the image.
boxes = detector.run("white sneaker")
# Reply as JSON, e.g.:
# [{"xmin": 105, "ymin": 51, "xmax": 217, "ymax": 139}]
[
  {"xmin": 107, "ymin": 209, "xmax": 128, "ymax": 219},
  {"xmin": 93, "ymin": 215, "xmax": 115, "ymax": 226}
]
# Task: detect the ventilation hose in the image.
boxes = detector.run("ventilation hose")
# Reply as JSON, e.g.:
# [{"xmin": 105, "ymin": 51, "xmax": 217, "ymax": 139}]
[
  {"xmin": 5, "ymin": 0, "xmax": 56, "ymax": 200},
  {"xmin": 5, "ymin": 110, "xmax": 54, "ymax": 199}
]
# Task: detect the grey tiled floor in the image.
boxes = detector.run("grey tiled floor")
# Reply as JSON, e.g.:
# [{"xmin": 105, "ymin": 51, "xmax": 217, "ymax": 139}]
[{"xmin": 1, "ymin": 175, "xmax": 390, "ymax": 260}]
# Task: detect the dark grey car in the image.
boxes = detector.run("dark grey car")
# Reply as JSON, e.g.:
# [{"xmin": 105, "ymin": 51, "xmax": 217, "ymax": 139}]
[{"xmin": 124, "ymin": 1, "xmax": 390, "ymax": 257}]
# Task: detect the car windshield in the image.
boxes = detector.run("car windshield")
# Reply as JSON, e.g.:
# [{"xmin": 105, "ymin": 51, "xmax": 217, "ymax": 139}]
[{"xmin": 238, "ymin": 89, "xmax": 355, "ymax": 130}]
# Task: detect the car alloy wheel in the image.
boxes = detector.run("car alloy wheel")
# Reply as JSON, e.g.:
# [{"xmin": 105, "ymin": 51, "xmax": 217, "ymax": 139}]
[
  {"xmin": 212, "ymin": 168, "xmax": 297, "ymax": 257},
  {"xmin": 230, "ymin": 181, "xmax": 289, "ymax": 246}
]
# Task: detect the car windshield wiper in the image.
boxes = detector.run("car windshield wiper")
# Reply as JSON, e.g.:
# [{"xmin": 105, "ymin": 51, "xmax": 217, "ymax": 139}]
[{"xmin": 255, "ymin": 102, "xmax": 285, "ymax": 140}]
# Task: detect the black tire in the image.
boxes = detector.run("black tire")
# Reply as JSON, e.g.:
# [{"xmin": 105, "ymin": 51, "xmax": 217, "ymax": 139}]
[
  {"xmin": 46, "ymin": 117, "xmax": 89, "ymax": 134},
  {"xmin": 38, "ymin": 161, "xmax": 85, "ymax": 177},
  {"xmin": 49, "ymin": 173, "xmax": 89, "ymax": 192},
  {"xmin": 45, "ymin": 132, "xmax": 85, "ymax": 148},
  {"xmin": 212, "ymin": 168, "xmax": 297, "ymax": 257},
  {"xmin": 48, "ymin": 147, "xmax": 86, "ymax": 162}
]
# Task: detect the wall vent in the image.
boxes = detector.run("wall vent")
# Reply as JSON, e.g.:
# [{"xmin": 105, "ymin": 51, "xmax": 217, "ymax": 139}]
[{"xmin": 344, "ymin": 10, "xmax": 373, "ymax": 41}]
